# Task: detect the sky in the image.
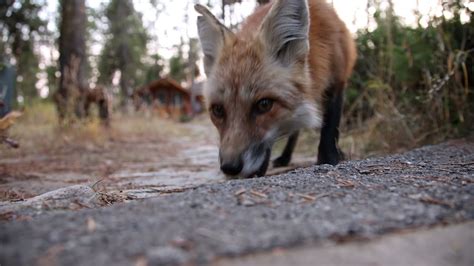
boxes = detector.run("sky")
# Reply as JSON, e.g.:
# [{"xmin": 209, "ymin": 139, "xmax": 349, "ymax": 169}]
[
  {"xmin": 34, "ymin": 0, "xmax": 472, "ymax": 97},
  {"xmin": 41, "ymin": 0, "xmax": 472, "ymax": 61}
]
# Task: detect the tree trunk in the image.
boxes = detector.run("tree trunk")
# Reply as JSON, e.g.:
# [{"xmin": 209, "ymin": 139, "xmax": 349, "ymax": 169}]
[
  {"xmin": 113, "ymin": 0, "xmax": 133, "ymax": 107},
  {"xmin": 56, "ymin": 0, "xmax": 87, "ymax": 123},
  {"xmin": 118, "ymin": 43, "xmax": 131, "ymax": 107}
]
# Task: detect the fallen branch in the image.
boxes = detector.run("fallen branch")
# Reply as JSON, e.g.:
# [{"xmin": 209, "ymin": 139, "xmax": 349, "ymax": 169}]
[
  {"xmin": 234, "ymin": 188, "xmax": 246, "ymax": 196},
  {"xmin": 295, "ymin": 193, "xmax": 316, "ymax": 201},
  {"xmin": 1, "ymin": 136, "xmax": 19, "ymax": 148},
  {"xmin": 419, "ymin": 195, "xmax": 455, "ymax": 208},
  {"xmin": 249, "ymin": 190, "xmax": 268, "ymax": 199}
]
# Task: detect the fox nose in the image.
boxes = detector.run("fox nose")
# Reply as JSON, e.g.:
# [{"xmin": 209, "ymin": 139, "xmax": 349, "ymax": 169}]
[{"xmin": 220, "ymin": 159, "xmax": 243, "ymax": 176}]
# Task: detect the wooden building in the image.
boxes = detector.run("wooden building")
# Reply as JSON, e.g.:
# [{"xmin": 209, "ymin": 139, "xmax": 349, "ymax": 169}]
[{"xmin": 133, "ymin": 78, "xmax": 195, "ymax": 118}]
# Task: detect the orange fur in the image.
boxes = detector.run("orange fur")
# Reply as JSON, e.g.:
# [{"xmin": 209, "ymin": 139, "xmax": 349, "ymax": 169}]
[
  {"xmin": 241, "ymin": 0, "xmax": 357, "ymax": 103},
  {"xmin": 195, "ymin": 0, "xmax": 356, "ymax": 178}
]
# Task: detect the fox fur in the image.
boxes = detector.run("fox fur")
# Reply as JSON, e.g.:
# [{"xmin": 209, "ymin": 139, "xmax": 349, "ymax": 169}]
[{"xmin": 195, "ymin": 0, "xmax": 356, "ymax": 178}]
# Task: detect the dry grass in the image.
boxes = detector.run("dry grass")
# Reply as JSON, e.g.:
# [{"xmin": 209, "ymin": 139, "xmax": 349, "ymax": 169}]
[
  {"xmin": 272, "ymin": 125, "xmax": 390, "ymax": 163},
  {"xmin": 2, "ymin": 102, "xmax": 213, "ymax": 158}
]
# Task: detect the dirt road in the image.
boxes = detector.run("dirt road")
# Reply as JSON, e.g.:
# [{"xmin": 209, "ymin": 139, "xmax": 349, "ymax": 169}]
[{"xmin": 1, "ymin": 115, "xmax": 318, "ymax": 205}]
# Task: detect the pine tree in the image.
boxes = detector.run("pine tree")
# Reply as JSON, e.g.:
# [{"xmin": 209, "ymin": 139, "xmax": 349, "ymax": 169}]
[{"xmin": 98, "ymin": 0, "xmax": 148, "ymax": 106}]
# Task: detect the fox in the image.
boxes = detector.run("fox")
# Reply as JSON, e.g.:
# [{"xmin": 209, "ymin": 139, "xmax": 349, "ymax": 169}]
[{"xmin": 195, "ymin": 0, "xmax": 356, "ymax": 179}]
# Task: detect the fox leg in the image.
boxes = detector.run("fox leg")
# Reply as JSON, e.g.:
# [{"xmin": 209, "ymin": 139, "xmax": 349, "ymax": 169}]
[
  {"xmin": 317, "ymin": 82, "xmax": 344, "ymax": 165},
  {"xmin": 273, "ymin": 131, "xmax": 300, "ymax": 167}
]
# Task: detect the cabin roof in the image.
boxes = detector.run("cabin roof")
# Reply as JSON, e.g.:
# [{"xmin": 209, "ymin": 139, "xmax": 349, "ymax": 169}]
[{"xmin": 146, "ymin": 78, "xmax": 190, "ymax": 96}]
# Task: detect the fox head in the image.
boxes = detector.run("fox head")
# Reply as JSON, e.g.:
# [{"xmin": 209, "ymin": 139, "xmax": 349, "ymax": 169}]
[{"xmin": 195, "ymin": 0, "xmax": 321, "ymax": 178}]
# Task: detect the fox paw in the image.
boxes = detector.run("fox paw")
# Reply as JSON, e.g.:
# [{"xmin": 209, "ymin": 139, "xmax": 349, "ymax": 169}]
[{"xmin": 273, "ymin": 156, "xmax": 291, "ymax": 168}]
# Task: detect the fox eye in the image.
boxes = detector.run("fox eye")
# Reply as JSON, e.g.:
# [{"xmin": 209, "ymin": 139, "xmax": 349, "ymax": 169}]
[
  {"xmin": 211, "ymin": 104, "xmax": 225, "ymax": 119},
  {"xmin": 255, "ymin": 98, "xmax": 274, "ymax": 115}
]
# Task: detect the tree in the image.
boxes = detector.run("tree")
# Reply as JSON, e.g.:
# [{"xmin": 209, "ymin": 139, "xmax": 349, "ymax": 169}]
[
  {"xmin": 56, "ymin": 0, "xmax": 88, "ymax": 121},
  {"xmin": 186, "ymin": 38, "xmax": 201, "ymax": 83},
  {"xmin": 221, "ymin": 0, "xmax": 241, "ymax": 28},
  {"xmin": 169, "ymin": 51, "xmax": 187, "ymax": 83},
  {"xmin": 168, "ymin": 37, "xmax": 200, "ymax": 84},
  {"xmin": 343, "ymin": 0, "xmax": 473, "ymax": 152},
  {"xmin": 98, "ymin": 0, "xmax": 148, "ymax": 106},
  {"xmin": 144, "ymin": 54, "xmax": 165, "ymax": 84},
  {"xmin": 16, "ymin": 42, "xmax": 40, "ymax": 101},
  {"xmin": 0, "ymin": 0, "xmax": 48, "ymax": 104},
  {"xmin": 46, "ymin": 65, "xmax": 59, "ymax": 98}
]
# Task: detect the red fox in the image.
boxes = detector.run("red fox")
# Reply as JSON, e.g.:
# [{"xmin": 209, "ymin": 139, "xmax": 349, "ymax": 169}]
[{"xmin": 195, "ymin": 0, "xmax": 356, "ymax": 178}]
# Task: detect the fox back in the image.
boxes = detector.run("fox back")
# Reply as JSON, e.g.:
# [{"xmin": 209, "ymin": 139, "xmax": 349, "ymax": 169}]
[{"xmin": 196, "ymin": 0, "xmax": 356, "ymax": 178}]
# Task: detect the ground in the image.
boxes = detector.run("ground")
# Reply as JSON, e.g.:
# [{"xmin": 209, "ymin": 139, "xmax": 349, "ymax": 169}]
[
  {"xmin": 0, "ymin": 140, "xmax": 473, "ymax": 265},
  {"xmin": 0, "ymin": 104, "xmax": 323, "ymax": 203},
  {"xmin": 1, "ymin": 110, "xmax": 220, "ymax": 201},
  {"xmin": 0, "ymin": 105, "xmax": 473, "ymax": 265}
]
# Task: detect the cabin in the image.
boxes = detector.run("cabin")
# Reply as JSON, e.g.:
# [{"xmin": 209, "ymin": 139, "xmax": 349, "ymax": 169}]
[{"xmin": 133, "ymin": 78, "xmax": 196, "ymax": 119}]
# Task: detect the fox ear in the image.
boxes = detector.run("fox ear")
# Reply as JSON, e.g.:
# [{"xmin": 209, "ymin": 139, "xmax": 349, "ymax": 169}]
[
  {"xmin": 260, "ymin": 0, "xmax": 310, "ymax": 66},
  {"xmin": 195, "ymin": 4, "xmax": 234, "ymax": 77}
]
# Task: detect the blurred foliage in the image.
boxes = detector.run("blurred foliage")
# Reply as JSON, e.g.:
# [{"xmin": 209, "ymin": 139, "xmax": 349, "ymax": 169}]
[
  {"xmin": 344, "ymin": 0, "xmax": 473, "ymax": 154},
  {"xmin": 0, "ymin": 0, "xmax": 48, "ymax": 104},
  {"xmin": 169, "ymin": 42, "xmax": 187, "ymax": 83},
  {"xmin": 16, "ymin": 43, "xmax": 40, "ymax": 100},
  {"xmin": 98, "ymin": 0, "xmax": 149, "ymax": 103},
  {"xmin": 188, "ymin": 38, "xmax": 201, "ymax": 79},
  {"xmin": 46, "ymin": 65, "xmax": 59, "ymax": 98},
  {"xmin": 169, "ymin": 38, "xmax": 200, "ymax": 83},
  {"xmin": 143, "ymin": 54, "xmax": 165, "ymax": 84}
]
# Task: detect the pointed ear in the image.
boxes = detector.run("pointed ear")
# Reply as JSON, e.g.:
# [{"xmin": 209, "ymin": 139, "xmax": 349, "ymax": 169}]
[
  {"xmin": 260, "ymin": 0, "xmax": 310, "ymax": 66},
  {"xmin": 195, "ymin": 4, "xmax": 234, "ymax": 77}
]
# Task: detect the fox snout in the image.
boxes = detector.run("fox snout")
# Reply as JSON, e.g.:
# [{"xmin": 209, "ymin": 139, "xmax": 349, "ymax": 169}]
[
  {"xmin": 219, "ymin": 155, "xmax": 244, "ymax": 176},
  {"xmin": 220, "ymin": 156, "xmax": 243, "ymax": 176},
  {"xmin": 219, "ymin": 143, "xmax": 271, "ymax": 179}
]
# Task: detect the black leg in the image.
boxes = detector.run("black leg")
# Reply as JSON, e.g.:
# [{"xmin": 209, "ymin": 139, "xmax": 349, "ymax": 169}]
[
  {"xmin": 84, "ymin": 100, "xmax": 91, "ymax": 118},
  {"xmin": 318, "ymin": 82, "xmax": 344, "ymax": 165},
  {"xmin": 273, "ymin": 131, "xmax": 299, "ymax": 168}
]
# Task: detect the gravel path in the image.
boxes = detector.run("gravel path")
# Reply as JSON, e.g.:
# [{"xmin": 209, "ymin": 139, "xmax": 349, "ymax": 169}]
[{"xmin": 1, "ymin": 140, "xmax": 473, "ymax": 265}]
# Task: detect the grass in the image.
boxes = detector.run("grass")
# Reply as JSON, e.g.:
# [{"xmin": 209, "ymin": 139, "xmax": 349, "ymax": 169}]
[{"xmin": 2, "ymin": 101, "xmax": 215, "ymax": 158}]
